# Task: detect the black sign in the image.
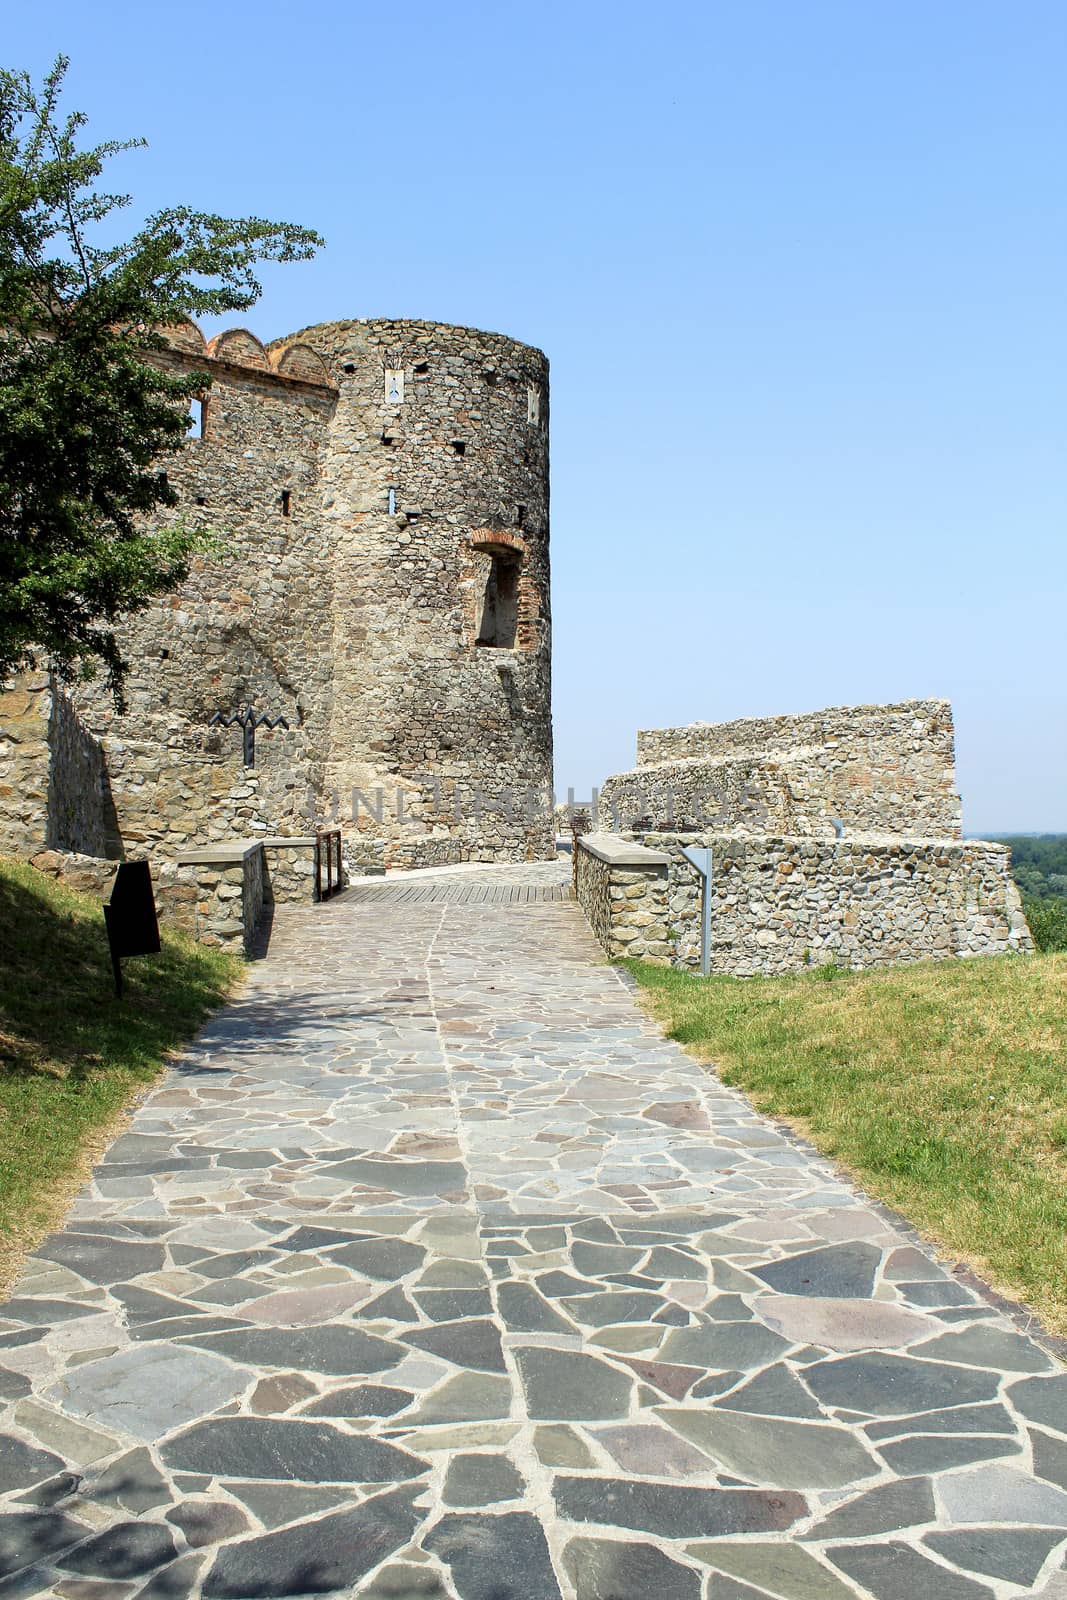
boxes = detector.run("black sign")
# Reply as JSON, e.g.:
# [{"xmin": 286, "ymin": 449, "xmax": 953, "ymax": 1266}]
[{"xmin": 104, "ymin": 861, "xmax": 161, "ymax": 997}]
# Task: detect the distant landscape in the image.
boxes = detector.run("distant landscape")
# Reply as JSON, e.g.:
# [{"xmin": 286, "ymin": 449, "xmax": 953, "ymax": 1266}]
[{"xmin": 993, "ymin": 834, "xmax": 1067, "ymax": 952}]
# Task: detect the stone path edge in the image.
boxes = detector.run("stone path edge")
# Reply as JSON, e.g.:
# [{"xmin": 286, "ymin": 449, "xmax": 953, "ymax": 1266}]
[{"xmin": 612, "ymin": 961, "xmax": 1067, "ymax": 1366}]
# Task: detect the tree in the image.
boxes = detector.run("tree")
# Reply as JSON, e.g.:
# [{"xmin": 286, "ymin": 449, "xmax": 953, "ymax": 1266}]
[{"xmin": 0, "ymin": 56, "xmax": 323, "ymax": 704}]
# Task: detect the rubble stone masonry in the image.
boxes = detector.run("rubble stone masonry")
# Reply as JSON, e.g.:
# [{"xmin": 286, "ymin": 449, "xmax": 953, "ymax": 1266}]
[{"xmin": 0, "ymin": 315, "xmax": 554, "ymax": 878}]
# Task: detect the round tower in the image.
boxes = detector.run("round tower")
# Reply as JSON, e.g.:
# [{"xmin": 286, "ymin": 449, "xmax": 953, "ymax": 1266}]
[{"xmin": 277, "ymin": 318, "xmax": 553, "ymax": 868}]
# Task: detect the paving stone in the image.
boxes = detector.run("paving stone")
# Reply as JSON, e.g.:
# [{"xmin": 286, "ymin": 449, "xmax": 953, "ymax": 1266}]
[
  {"xmin": 938, "ymin": 1463, "xmax": 1067, "ymax": 1525},
  {"xmin": 687, "ymin": 1541, "xmax": 859, "ymax": 1599},
  {"xmin": 327, "ymin": 1238, "xmax": 427, "ymax": 1279},
  {"xmin": 33, "ymin": 1234, "xmax": 164, "ymax": 1285},
  {"xmin": 359, "ymin": 1564, "xmax": 450, "ymax": 1598},
  {"xmin": 0, "ymin": 1368, "xmax": 32, "ymax": 1402},
  {"xmin": 753, "ymin": 1294, "xmax": 934, "ymax": 1351},
  {"xmin": 614, "ymin": 1357, "xmax": 704, "ymax": 1399},
  {"xmin": 801, "ymin": 1351, "xmax": 999, "ymax": 1414},
  {"xmin": 58, "ymin": 1523, "xmax": 178, "ymax": 1580},
  {"xmin": 801, "ymin": 1475, "xmax": 936, "ymax": 1541},
  {"xmin": 1009, "ymin": 1375, "xmax": 1067, "ymax": 1436},
  {"xmin": 570, "ymin": 1243, "xmax": 644, "ymax": 1276},
  {"xmin": 864, "ymin": 1402, "xmax": 1015, "ymax": 1440},
  {"xmin": 0, "ymin": 1299, "xmax": 102, "ymax": 1326},
  {"xmin": 561, "ymin": 1291, "xmax": 666, "ymax": 1326},
  {"xmin": 715, "ymin": 1363, "xmax": 825, "ymax": 1420},
  {"xmin": 592, "ymin": 1423, "xmax": 713, "ymax": 1478},
  {"xmin": 1032, "ymin": 1427, "xmax": 1067, "ymax": 1491},
  {"xmin": 412, "ymin": 1290, "xmax": 494, "ymax": 1321},
  {"xmin": 249, "ymin": 1373, "xmax": 318, "ymax": 1414},
  {"xmin": 403, "ymin": 1373, "xmax": 511, "ymax": 1425},
  {"xmin": 441, "ymin": 1452, "xmax": 524, "ymax": 1505},
  {"xmin": 0, "ymin": 1510, "xmax": 89, "ymax": 1579},
  {"xmin": 202, "ymin": 1485, "xmax": 423, "ymax": 1596},
  {"xmin": 551, "ymin": 1477, "xmax": 807, "ymax": 1537},
  {"xmin": 658, "ymin": 1323, "xmax": 791, "ymax": 1371},
  {"xmin": 423, "ymin": 1512, "xmax": 561, "ymax": 1600},
  {"xmin": 0, "ymin": 1436, "xmax": 66, "ymax": 1494},
  {"xmin": 132, "ymin": 1553, "xmax": 206, "ymax": 1598},
  {"xmin": 405, "ymin": 1319, "xmax": 506, "ymax": 1373},
  {"xmin": 85, "ymin": 1448, "xmax": 172, "ymax": 1513},
  {"xmin": 161, "ymin": 1417, "xmax": 428, "ymax": 1482},
  {"xmin": 515, "ymin": 1348, "xmax": 633, "ymax": 1420},
  {"xmin": 877, "ymin": 1432, "xmax": 1021, "ymax": 1474},
  {"xmin": 363, "ymin": 1287, "xmax": 421, "ymax": 1323},
  {"xmin": 221, "ymin": 1482, "xmax": 353, "ymax": 1529},
  {"xmin": 165, "ymin": 1501, "xmax": 249, "ymax": 1548},
  {"xmin": 827, "ymin": 1541, "xmax": 996, "ymax": 1600},
  {"xmin": 303, "ymin": 1384, "xmax": 414, "ymax": 1418},
  {"xmin": 924, "ymin": 1527, "xmax": 1065, "ymax": 1587},
  {"xmin": 661, "ymin": 1408, "xmax": 880, "ymax": 1490},
  {"xmin": 910, "ymin": 1325, "xmax": 1054, "ymax": 1372},
  {"xmin": 752, "ymin": 1243, "xmax": 881, "ymax": 1299},
  {"xmin": 496, "ymin": 1283, "xmax": 577, "ymax": 1334},
  {"xmin": 532, "ymin": 1425, "xmax": 597, "ymax": 1468},
  {"xmin": 328, "ymin": 1158, "xmax": 467, "ymax": 1197},
  {"xmin": 186, "ymin": 1324, "xmax": 402, "ymax": 1374},
  {"xmin": 563, "ymin": 1536, "xmax": 702, "ymax": 1600},
  {"xmin": 46, "ymin": 1346, "xmax": 248, "ymax": 1442},
  {"xmin": 241, "ymin": 1282, "xmax": 373, "ymax": 1326}
]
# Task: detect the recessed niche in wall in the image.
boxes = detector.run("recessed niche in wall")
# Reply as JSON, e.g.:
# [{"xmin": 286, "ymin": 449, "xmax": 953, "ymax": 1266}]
[{"xmin": 476, "ymin": 554, "xmax": 520, "ymax": 649}]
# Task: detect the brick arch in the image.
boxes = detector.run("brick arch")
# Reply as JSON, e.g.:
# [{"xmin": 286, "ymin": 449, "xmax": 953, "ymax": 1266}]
[
  {"xmin": 270, "ymin": 341, "xmax": 331, "ymax": 385},
  {"xmin": 469, "ymin": 529, "xmax": 528, "ymax": 560},
  {"xmin": 206, "ymin": 328, "xmax": 269, "ymax": 369}
]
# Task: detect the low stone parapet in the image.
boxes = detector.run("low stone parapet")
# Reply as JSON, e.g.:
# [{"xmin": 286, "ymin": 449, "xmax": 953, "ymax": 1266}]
[
  {"xmin": 574, "ymin": 833, "xmax": 671, "ymax": 960},
  {"xmin": 28, "ymin": 835, "xmax": 325, "ymax": 958},
  {"xmin": 576, "ymin": 830, "xmax": 1033, "ymax": 975}
]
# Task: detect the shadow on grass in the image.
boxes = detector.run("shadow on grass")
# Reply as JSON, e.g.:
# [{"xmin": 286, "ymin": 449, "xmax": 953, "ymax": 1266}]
[
  {"xmin": 0, "ymin": 860, "xmax": 235, "ymax": 1080},
  {"xmin": 0, "ymin": 858, "xmax": 239, "ymax": 1273}
]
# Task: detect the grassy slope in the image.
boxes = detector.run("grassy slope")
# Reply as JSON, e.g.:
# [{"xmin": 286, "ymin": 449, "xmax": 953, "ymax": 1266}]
[
  {"xmin": 626, "ymin": 952, "xmax": 1067, "ymax": 1333},
  {"xmin": 0, "ymin": 857, "xmax": 239, "ymax": 1288}
]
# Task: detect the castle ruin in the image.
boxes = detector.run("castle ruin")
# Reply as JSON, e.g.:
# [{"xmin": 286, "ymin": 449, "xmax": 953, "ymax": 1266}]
[
  {"xmin": 0, "ymin": 317, "xmax": 554, "ymax": 883},
  {"xmin": 575, "ymin": 699, "xmax": 1032, "ymax": 973}
]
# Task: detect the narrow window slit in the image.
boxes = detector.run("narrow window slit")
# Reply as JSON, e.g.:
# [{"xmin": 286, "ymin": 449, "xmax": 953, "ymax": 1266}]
[
  {"xmin": 388, "ymin": 487, "xmax": 396, "ymax": 516},
  {"xmin": 281, "ymin": 490, "xmax": 291, "ymax": 517}
]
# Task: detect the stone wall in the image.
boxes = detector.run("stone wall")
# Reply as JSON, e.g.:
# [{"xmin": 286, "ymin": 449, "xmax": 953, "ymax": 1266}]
[
  {"xmin": 28, "ymin": 835, "xmax": 322, "ymax": 956},
  {"xmin": 600, "ymin": 756, "xmax": 798, "ymax": 836},
  {"xmin": 291, "ymin": 318, "xmax": 553, "ymax": 868},
  {"xmin": 572, "ymin": 833, "xmax": 670, "ymax": 961},
  {"xmin": 634, "ymin": 700, "xmax": 962, "ymax": 840},
  {"xmin": 0, "ymin": 314, "xmax": 555, "ymax": 873},
  {"xmin": 0, "ymin": 676, "xmax": 51, "ymax": 855},
  {"xmin": 576, "ymin": 830, "xmax": 1033, "ymax": 975}
]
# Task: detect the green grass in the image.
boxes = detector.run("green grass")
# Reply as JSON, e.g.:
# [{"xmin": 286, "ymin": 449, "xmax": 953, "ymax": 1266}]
[
  {"xmin": 0, "ymin": 856, "xmax": 239, "ymax": 1287},
  {"xmin": 624, "ymin": 951, "xmax": 1067, "ymax": 1333}
]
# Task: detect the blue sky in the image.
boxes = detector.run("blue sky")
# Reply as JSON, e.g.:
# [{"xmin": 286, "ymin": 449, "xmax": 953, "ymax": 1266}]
[{"xmin": 9, "ymin": 2, "xmax": 1065, "ymax": 831}]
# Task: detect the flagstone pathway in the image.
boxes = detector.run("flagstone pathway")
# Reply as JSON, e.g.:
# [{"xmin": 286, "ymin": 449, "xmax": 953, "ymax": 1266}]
[{"xmin": 1, "ymin": 864, "xmax": 1066, "ymax": 1598}]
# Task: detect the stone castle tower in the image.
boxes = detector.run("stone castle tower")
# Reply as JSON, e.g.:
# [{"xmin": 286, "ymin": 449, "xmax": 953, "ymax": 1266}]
[{"xmin": 0, "ymin": 318, "xmax": 555, "ymax": 871}]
